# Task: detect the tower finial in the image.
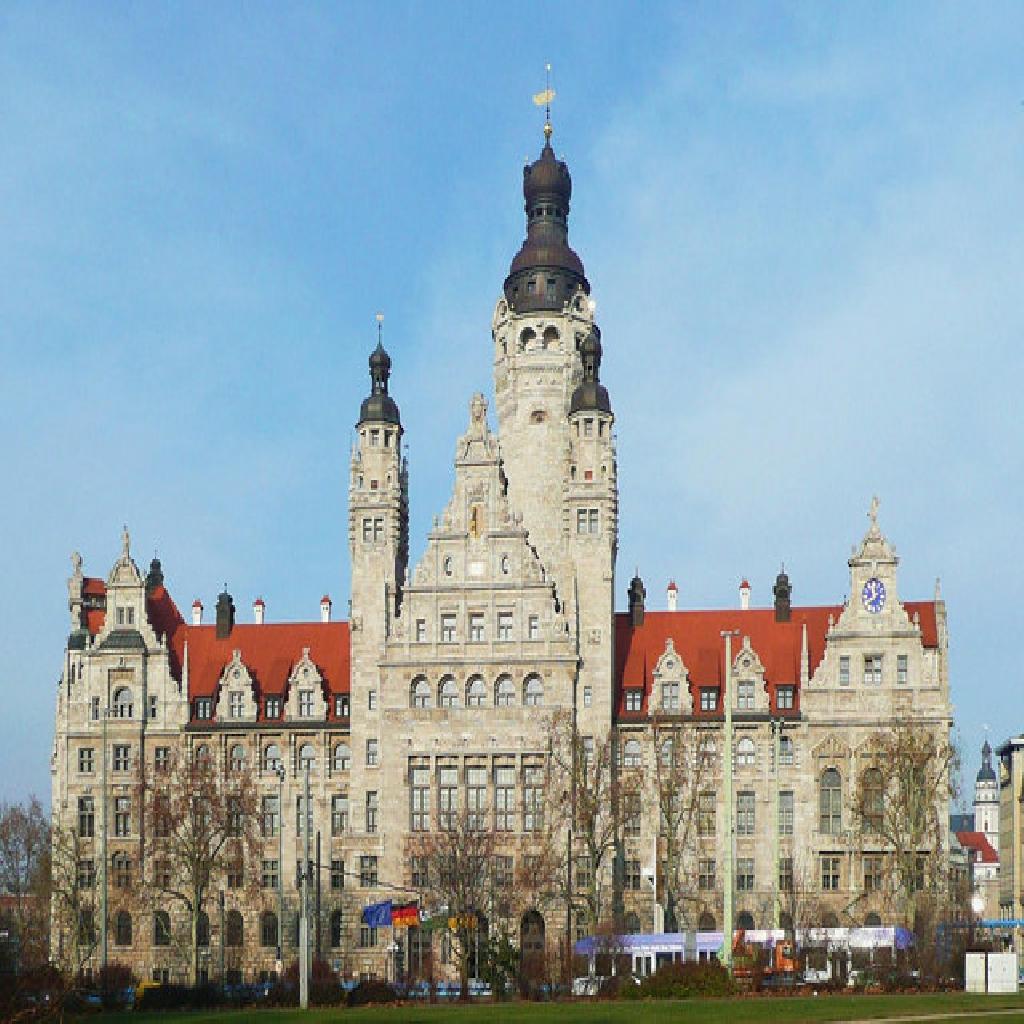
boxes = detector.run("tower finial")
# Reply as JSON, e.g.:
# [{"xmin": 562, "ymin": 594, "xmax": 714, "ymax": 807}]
[
  {"xmin": 375, "ymin": 311, "xmax": 384, "ymax": 346},
  {"xmin": 121, "ymin": 524, "xmax": 130, "ymax": 560},
  {"xmin": 533, "ymin": 63, "xmax": 555, "ymax": 142}
]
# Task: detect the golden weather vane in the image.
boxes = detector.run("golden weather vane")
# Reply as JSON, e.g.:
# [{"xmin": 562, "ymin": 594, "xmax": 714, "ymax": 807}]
[{"xmin": 532, "ymin": 62, "xmax": 555, "ymax": 141}]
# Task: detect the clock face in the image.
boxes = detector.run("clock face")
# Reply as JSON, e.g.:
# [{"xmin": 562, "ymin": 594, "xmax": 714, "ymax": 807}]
[{"xmin": 861, "ymin": 576, "xmax": 886, "ymax": 613}]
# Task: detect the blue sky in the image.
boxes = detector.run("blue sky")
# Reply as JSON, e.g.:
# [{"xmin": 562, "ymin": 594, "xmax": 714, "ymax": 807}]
[{"xmin": 1, "ymin": 2, "xmax": 1021, "ymax": 803}]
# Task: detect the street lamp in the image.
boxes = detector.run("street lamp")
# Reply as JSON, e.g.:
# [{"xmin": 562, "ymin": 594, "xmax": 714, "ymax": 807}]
[
  {"xmin": 275, "ymin": 764, "xmax": 285, "ymax": 970},
  {"xmin": 720, "ymin": 629, "xmax": 739, "ymax": 971}
]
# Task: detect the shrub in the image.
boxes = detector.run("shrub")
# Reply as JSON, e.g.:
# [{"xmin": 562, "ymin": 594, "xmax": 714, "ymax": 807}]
[
  {"xmin": 348, "ymin": 979, "xmax": 399, "ymax": 1006},
  {"xmin": 97, "ymin": 962, "xmax": 135, "ymax": 1009},
  {"xmin": 636, "ymin": 961, "xmax": 737, "ymax": 999},
  {"xmin": 134, "ymin": 982, "xmax": 225, "ymax": 1011}
]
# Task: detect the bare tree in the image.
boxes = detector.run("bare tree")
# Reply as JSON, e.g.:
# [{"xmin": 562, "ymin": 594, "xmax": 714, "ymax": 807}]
[
  {"xmin": 142, "ymin": 747, "xmax": 261, "ymax": 985},
  {"xmin": 851, "ymin": 723, "xmax": 959, "ymax": 933},
  {"xmin": 406, "ymin": 809, "xmax": 498, "ymax": 1001},
  {"xmin": 0, "ymin": 796, "xmax": 50, "ymax": 971},
  {"xmin": 49, "ymin": 818, "xmax": 98, "ymax": 978},
  {"xmin": 650, "ymin": 721, "xmax": 712, "ymax": 931}
]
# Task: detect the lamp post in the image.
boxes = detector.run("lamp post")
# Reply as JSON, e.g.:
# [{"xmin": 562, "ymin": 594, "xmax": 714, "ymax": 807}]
[
  {"xmin": 219, "ymin": 890, "xmax": 225, "ymax": 986},
  {"xmin": 300, "ymin": 762, "xmax": 310, "ymax": 1010},
  {"xmin": 99, "ymin": 705, "xmax": 110, "ymax": 975},
  {"xmin": 275, "ymin": 764, "xmax": 285, "ymax": 972},
  {"xmin": 721, "ymin": 629, "xmax": 739, "ymax": 971}
]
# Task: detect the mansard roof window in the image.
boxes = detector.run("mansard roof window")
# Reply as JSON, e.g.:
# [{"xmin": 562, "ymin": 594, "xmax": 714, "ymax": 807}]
[
  {"xmin": 776, "ymin": 685, "xmax": 795, "ymax": 711},
  {"xmin": 334, "ymin": 694, "xmax": 350, "ymax": 718},
  {"xmin": 265, "ymin": 696, "xmax": 281, "ymax": 718},
  {"xmin": 700, "ymin": 688, "xmax": 719, "ymax": 712},
  {"xmin": 194, "ymin": 697, "xmax": 212, "ymax": 720},
  {"xmin": 624, "ymin": 688, "xmax": 642, "ymax": 713}
]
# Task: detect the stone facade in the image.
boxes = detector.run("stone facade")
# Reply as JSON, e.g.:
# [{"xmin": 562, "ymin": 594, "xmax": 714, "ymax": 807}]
[{"xmin": 50, "ymin": 126, "xmax": 953, "ymax": 985}]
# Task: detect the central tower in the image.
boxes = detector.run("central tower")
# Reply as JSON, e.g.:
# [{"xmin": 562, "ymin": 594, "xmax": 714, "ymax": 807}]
[{"xmin": 492, "ymin": 124, "xmax": 618, "ymax": 731}]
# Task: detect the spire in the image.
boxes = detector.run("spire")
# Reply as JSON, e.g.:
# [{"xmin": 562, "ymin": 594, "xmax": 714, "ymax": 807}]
[
  {"xmin": 358, "ymin": 314, "xmax": 401, "ymax": 427},
  {"xmin": 570, "ymin": 329, "xmax": 612, "ymax": 415},
  {"xmin": 773, "ymin": 564, "xmax": 792, "ymax": 623},
  {"xmin": 977, "ymin": 738, "xmax": 996, "ymax": 783},
  {"xmin": 800, "ymin": 621, "xmax": 809, "ymax": 686}
]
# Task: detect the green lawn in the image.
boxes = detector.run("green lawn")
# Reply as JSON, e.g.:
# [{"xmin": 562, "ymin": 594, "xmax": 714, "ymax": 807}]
[{"xmin": 93, "ymin": 992, "xmax": 1024, "ymax": 1024}]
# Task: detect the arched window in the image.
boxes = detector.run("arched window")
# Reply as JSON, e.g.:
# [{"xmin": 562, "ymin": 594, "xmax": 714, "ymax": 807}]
[
  {"xmin": 197, "ymin": 910, "xmax": 210, "ymax": 947},
  {"xmin": 820, "ymin": 768, "xmax": 842, "ymax": 834},
  {"xmin": 225, "ymin": 909, "xmax": 243, "ymax": 947},
  {"xmin": 113, "ymin": 686, "xmax": 133, "ymax": 719},
  {"xmin": 495, "ymin": 675, "xmax": 515, "ymax": 707},
  {"xmin": 264, "ymin": 744, "xmax": 282, "ymax": 773},
  {"xmin": 864, "ymin": 912, "xmax": 882, "ymax": 927},
  {"xmin": 861, "ymin": 767, "xmax": 884, "ymax": 833},
  {"xmin": 623, "ymin": 738, "xmax": 641, "ymax": 768},
  {"xmin": 736, "ymin": 737, "xmax": 755, "ymax": 767},
  {"xmin": 438, "ymin": 677, "xmax": 459, "ymax": 709},
  {"xmin": 623, "ymin": 912, "xmax": 642, "ymax": 934},
  {"xmin": 779, "ymin": 736, "xmax": 794, "ymax": 765},
  {"xmin": 520, "ymin": 910, "xmax": 545, "ymax": 958},
  {"xmin": 330, "ymin": 910, "xmax": 344, "ymax": 948},
  {"xmin": 194, "ymin": 743, "xmax": 211, "ymax": 765},
  {"xmin": 736, "ymin": 911, "xmax": 755, "ymax": 930},
  {"xmin": 260, "ymin": 911, "xmax": 278, "ymax": 948},
  {"xmin": 659, "ymin": 737, "xmax": 674, "ymax": 767},
  {"xmin": 523, "ymin": 676, "xmax": 544, "ymax": 707},
  {"xmin": 112, "ymin": 852, "xmax": 131, "ymax": 888},
  {"xmin": 699, "ymin": 738, "xmax": 717, "ymax": 767},
  {"xmin": 299, "ymin": 743, "xmax": 316, "ymax": 773},
  {"xmin": 333, "ymin": 743, "xmax": 351, "ymax": 772},
  {"xmin": 154, "ymin": 910, "xmax": 171, "ymax": 947},
  {"xmin": 411, "ymin": 678, "xmax": 431, "ymax": 710},
  {"xmin": 698, "ymin": 911, "xmax": 716, "ymax": 931},
  {"xmin": 115, "ymin": 909, "xmax": 132, "ymax": 947},
  {"xmin": 229, "ymin": 744, "xmax": 246, "ymax": 772},
  {"xmin": 466, "ymin": 677, "xmax": 486, "ymax": 708}
]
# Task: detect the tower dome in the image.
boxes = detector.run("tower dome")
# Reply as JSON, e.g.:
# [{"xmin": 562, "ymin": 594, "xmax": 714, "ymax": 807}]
[
  {"xmin": 570, "ymin": 330, "xmax": 611, "ymax": 415},
  {"xmin": 503, "ymin": 131, "xmax": 589, "ymax": 313},
  {"xmin": 358, "ymin": 341, "xmax": 401, "ymax": 427}
]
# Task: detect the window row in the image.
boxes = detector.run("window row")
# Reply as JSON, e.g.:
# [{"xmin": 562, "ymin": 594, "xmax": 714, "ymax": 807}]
[
  {"xmin": 619, "ymin": 734, "xmax": 795, "ymax": 769},
  {"xmin": 410, "ymin": 673, "xmax": 544, "ymax": 710},
  {"xmin": 408, "ymin": 763, "xmax": 546, "ymax": 833},
  {"xmin": 413, "ymin": 611, "xmax": 541, "ymax": 644},
  {"xmin": 838, "ymin": 654, "xmax": 910, "ymax": 686},
  {"xmin": 193, "ymin": 693, "xmax": 351, "ymax": 722},
  {"xmin": 626, "ymin": 683, "xmax": 797, "ymax": 715}
]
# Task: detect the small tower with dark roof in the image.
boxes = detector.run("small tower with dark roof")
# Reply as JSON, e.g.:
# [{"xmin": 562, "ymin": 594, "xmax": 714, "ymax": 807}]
[
  {"xmin": 974, "ymin": 738, "xmax": 1000, "ymax": 852},
  {"xmin": 773, "ymin": 567, "xmax": 792, "ymax": 622}
]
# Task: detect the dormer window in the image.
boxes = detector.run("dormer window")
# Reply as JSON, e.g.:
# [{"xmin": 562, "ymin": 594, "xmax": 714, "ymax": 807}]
[
  {"xmin": 737, "ymin": 681, "xmax": 754, "ymax": 710},
  {"xmin": 661, "ymin": 682, "xmax": 680, "ymax": 712},
  {"xmin": 776, "ymin": 686, "xmax": 795, "ymax": 710},
  {"xmin": 624, "ymin": 689, "xmax": 642, "ymax": 713},
  {"xmin": 334, "ymin": 695, "xmax": 349, "ymax": 718},
  {"xmin": 265, "ymin": 696, "xmax": 281, "ymax": 719},
  {"xmin": 700, "ymin": 688, "xmax": 718, "ymax": 712},
  {"xmin": 194, "ymin": 698, "xmax": 212, "ymax": 720},
  {"xmin": 299, "ymin": 690, "xmax": 314, "ymax": 717},
  {"xmin": 229, "ymin": 692, "xmax": 244, "ymax": 718}
]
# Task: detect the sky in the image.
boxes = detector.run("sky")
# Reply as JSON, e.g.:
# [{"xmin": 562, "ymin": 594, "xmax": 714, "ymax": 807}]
[{"xmin": 1, "ymin": 2, "xmax": 1021, "ymax": 805}]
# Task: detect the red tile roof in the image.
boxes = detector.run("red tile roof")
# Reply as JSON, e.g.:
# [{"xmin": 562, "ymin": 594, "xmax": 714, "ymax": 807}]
[
  {"xmin": 615, "ymin": 602, "xmax": 939, "ymax": 719},
  {"xmin": 956, "ymin": 830, "xmax": 999, "ymax": 864}
]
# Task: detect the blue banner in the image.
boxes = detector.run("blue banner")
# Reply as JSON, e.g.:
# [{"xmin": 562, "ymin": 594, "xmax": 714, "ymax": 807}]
[{"xmin": 362, "ymin": 900, "xmax": 393, "ymax": 927}]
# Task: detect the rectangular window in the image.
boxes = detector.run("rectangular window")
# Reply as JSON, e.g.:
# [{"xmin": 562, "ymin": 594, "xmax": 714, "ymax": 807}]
[
  {"xmin": 410, "ymin": 766, "xmax": 430, "ymax": 831},
  {"xmin": 839, "ymin": 656, "xmax": 850, "ymax": 686},
  {"xmin": 415, "ymin": 619, "xmax": 426, "ymax": 642},
  {"xmin": 661, "ymin": 682, "xmax": 680, "ymax": 712},
  {"xmin": 583, "ymin": 417, "xmax": 594, "ymax": 437},
  {"xmin": 625, "ymin": 689, "xmax": 642, "ymax": 713},
  {"xmin": 261, "ymin": 795, "xmax": 280, "ymax": 838},
  {"xmin": 362, "ymin": 518, "xmax": 373, "ymax": 542},
  {"xmin": 575, "ymin": 855, "xmax": 592, "ymax": 892},
  {"xmin": 154, "ymin": 746, "xmax": 170, "ymax": 772},
  {"xmin": 523, "ymin": 763, "xmax": 544, "ymax": 832},
  {"xmin": 359, "ymin": 924, "xmax": 377, "ymax": 948},
  {"xmin": 779, "ymin": 790, "xmax": 794, "ymax": 836},
  {"xmin": 78, "ymin": 747, "xmax": 94, "ymax": 773},
  {"xmin": 113, "ymin": 744, "xmax": 130, "ymax": 772},
  {"xmin": 366, "ymin": 739, "xmax": 379, "ymax": 767},
  {"xmin": 576, "ymin": 508, "xmax": 599, "ymax": 535},
  {"xmin": 897, "ymin": 654, "xmax": 908, "ymax": 685},
  {"xmin": 116, "ymin": 606, "xmax": 125, "ymax": 626},
  {"xmin": 469, "ymin": 613, "xmax": 484, "ymax": 642},
  {"xmin": 230, "ymin": 692, "xmax": 244, "ymax": 718},
  {"xmin": 864, "ymin": 654, "xmax": 883, "ymax": 685},
  {"xmin": 494, "ymin": 855, "xmax": 514, "ymax": 889},
  {"xmin": 261, "ymin": 859, "xmax": 279, "ymax": 889},
  {"xmin": 411, "ymin": 855, "xmax": 428, "ymax": 888},
  {"xmin": 149, "ymin": 695, "xmax": 158, "ymax": 719},
  {"xmin": 821, "ymin": 855, "xmax": 841, "ymax": 891},
  {"xmin": 195, "ymin": 698, "xmax": 212, "ymax": 720},
  {"xmin": 467, "ymin": 766, "xmax": 487, "ymax": 830},
  {"xmin": 698, "ymin": 791, "xmax": 716, "ymax": 837},
  {"xmin": 863, "ymin": 855, "xmax": 884, "ymax": 892},
  {"xmin": 78, "ymin": 797, "xmax": 95, "ymax": 838},
  {"xmin": 497, "ymin": 612, "xmax": 513, "ymax": 641},
  {"xmin": 779, "ymin": 856, "xmax": 794, "ymax": 892},
  {"xmin": 494, "ymin": 765, "xmax": 515, "ymax": 831},
  {"xmin": 77, "ymin": 859, "xmax": 95, "ymax": 889},
  {"xmin": 736, "ymin": 858, "xmax": 754, "ymax": 891},
  {"xmin": 440, "ymin": 614, "xmax": 456, "ymax": 643},
  {"xmin": 439, "ymin": 765, "xmax": 458, "ymax": 831},
  {"xmin": 583, "ymin": 685, "xmax": 592, "ymax": 708},
  {"xmin": 368, "ymin": 688, "xmax": 377, "ymax": 711},
  {"xmin": 736, "ymin": 791, "xmax": 755, "ymax": 835},
  {"xmin": 528, "ymin": 615, "xmax": 539, "ymax": 640},
  {"xmin": 546, "ymin": 277, "xmax": 556, "ymax": 300},
  {"xmin": 334, "ymin": 695, "xmax": 348, "ymax": 717},
  {"xmin": 331, "ymin": 794, "xmax": 349, "ymax": 835},
  {"xmin": 299, "ymin": 690, "xmax": 313, "ymax": 716},
  {"xmin": 296, "ymin": 795, "xmax": 312, "ymax": 836},
  {"xmin": 623, "ymin": 794, "xmax": 641, "ymax": 838},
  {"xmin": 114, "ymin": 796, "xmax": 130, "ymax": 837},
  {"xmin": 373, "ymin": 517, "xmax": 384, "ymax": 542},
  {"xmin": 331, "ymin": 859, "xmax": 345, "ymax": 890},
  {"xmin": 625, "ymin": 859, "xmax": 642, "ymax": 891},
  {"xmin": 777, "ymin": 686, "xmax": 794, "ymax": 710},
  {"xmin": 360, "ymin": 855, "xmax": 378, "ymax": 887},
  {"xmin": 227, "ymin": 861, "xmax": 243, "ymax": 889},
  {"xmin": 700, "ymin": 688, "xmax": 719, "ymax": 712},
  {"xmin": 266, "ymin": 696, "xmax": 282, "ymax": 718},
  {"xmin": 295, "ymin": 859, "xmax": 313, "ymax": 889},
  {"xmin": 698, "ymin": 859, "xmax": 716, "ymax": 891},
  {"xmin": 365, "ymin": 791, "xmax": 378, "ymax": 834},
  {"xmin": 737, "ymin": 681, "xmax": 754, "ymax": 710}
]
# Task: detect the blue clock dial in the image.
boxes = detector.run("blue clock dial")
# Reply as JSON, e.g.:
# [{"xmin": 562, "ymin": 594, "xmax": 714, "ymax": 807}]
[{"xmin": 861, "ymin": 576, "xmax": 886, "ymax": 613}]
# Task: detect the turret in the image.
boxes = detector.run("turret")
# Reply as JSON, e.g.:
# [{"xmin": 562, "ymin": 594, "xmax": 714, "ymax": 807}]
[
  {"xmin": 773, "ymin": 567, "xmax": 791, "ymax": 623},
  {"xmin": 215, "ymin": 587, "xmax": 235, "ymax": 639},
  {"xmin": 628, "ymin": 573, "xmax": 646, "ymax": 627}
]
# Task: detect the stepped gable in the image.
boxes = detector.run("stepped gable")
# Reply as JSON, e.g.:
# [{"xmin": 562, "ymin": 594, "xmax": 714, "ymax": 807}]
[
  {"xmin": 956, "ymin": 830, "xmax": 998, "ymax": 864},
  {"xmin": 614, "ymin": 602, "xmax": 938, "ymax": 719}
]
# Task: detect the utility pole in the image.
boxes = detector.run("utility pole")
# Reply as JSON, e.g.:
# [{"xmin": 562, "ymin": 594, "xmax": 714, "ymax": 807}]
[
  {"xmin": 300, "ymin": 764, "xmax": 310, "ymax": 1009},
  {"xmin": 100, "ymin": 706, "xmax": 108, "ymax": 974},
  {"xmin": 772, "ymin": 719, "xmax": 781, "ymax": 931},
  {"xmin": 219, "ymin": 890, "xmax": 225, "ymax": 985},
  {"xmin": 721, "ymin": 630, "xmax": 739, "ymax": 970},
  {"xmin": 276, "ymin": 765, "xmax": 285, "ymax": 975}
]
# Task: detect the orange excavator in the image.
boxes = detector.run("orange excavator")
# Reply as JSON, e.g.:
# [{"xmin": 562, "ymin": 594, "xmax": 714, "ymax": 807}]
[{"xmin": 732, "ymin": 930, "xmax": 799, "ymax": 983}]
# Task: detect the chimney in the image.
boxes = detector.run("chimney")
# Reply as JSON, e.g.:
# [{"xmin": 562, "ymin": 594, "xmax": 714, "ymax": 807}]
[
  {"xmin": 739, "ymin": 578, "xmax": 751, "ymax": 611},
  {"xmin": 253, "ymin": 596, "xmax": 265, "ymax": 625},
  {"xmin": 216, "ymin": 587, "xmax": 235, "ymax": 639},
  {"xmin": 773, "ymin": 566, "xmax": 792, "ymax": 623},
  {"xmin": 321, "ymin": 594, "xmax": 332, "ymax": 623},
  {"xmin": 192, "ymin": 599, "xmax": 203, "ymax": 626},
  {"xmin": 628, "ymin": 573, "xmax": 646, "ymax": 627},
  {"xmin": 666, "ymin": 580, "xmax": 677, "ymax": 612}
]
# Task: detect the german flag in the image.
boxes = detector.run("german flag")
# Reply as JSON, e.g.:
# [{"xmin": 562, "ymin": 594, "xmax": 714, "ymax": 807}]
[{"xmin": 391, "ymin": 903, "xmax": 419, "ymax": 928}]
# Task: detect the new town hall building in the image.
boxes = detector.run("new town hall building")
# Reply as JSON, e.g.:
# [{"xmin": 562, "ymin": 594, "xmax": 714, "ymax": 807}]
[{"xmin": 50, "ymin": 123, "xmax": 953, "ymax": 983}]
